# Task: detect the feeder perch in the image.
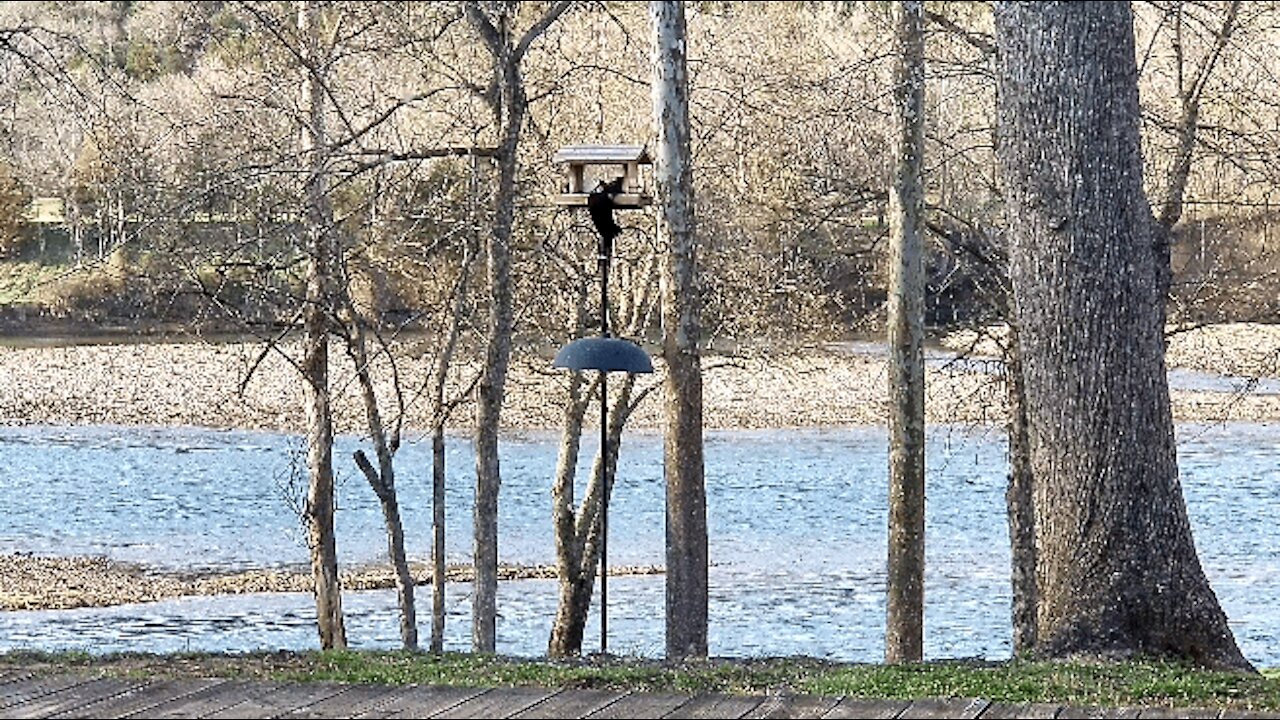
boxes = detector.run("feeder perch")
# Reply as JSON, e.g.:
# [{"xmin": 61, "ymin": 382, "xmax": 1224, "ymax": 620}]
[{"xmin": 552, "ymin": 144, "xmax": 652, "ymax": 208}]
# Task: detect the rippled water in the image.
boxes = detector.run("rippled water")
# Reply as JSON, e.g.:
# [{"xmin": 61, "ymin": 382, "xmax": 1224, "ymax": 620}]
[{"xmin": 0, "ymin": 423, "xmax": 1277, "ymax": 665}]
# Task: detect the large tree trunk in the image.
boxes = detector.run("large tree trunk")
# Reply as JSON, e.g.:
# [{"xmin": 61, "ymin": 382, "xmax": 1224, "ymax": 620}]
[
  {"xmin": 298, "ymin": 0, "xmax": 345, "ymax": 651},
  {"xmin": 651, "ymin": 0, "xmax": 707, "ymax": 662},
  {"xmin": 994, "ymin": 1, "xmax": 1249, "ymax": 670},
  {"xmin": 884, "ymin": 0, "xmax": 927, "ymax": 666}
]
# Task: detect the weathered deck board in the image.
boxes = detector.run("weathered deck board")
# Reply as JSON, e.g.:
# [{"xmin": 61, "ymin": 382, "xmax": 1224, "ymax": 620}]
[
  {"xmin": 509, "ymin": 688, "xmax": 626, "ymax": 719},
  {"xmin": 280, "ymin": 684, "xmax": 414, "ymax": 719},
  {"xmin": 434, "ymin": 686, "xmax": 559, "ymax": 719},
  {"xmin": 1220, "ymin": 709, "xmax": 1280, "ymax": 719},
  {"xmin": 0, "ymin": 675, "xmax": 95, "ymax": 711},
  {"xmin": 900, "ymin": 698, "xmax": 991, "ymax": 719},
  {"xmin": 203, "ymin": 682, "xmax": 350, "ymax": 719},
  {"xmin": 581, "ymin": 691, "xmax": 691, "ymax": 718},
  {"xmin": 352, "ymin": 685, "xmax": 486, "ymax": 719},
  {"xmin": 52, "ymin": 679, "xmax": 226, "ymax": 719},
  {"xmin": 664, "ymin": 691, "xmax": 763, "ymax": 719},
  {"xmin": 977, "ymin": 701, "xmax": 1063, "ymax": 718},
  {"xmin": 0, "ymin": 674, "xmax": 1270, "ymax": 719},
  {"xmin": 1, "ymin": 678, "xmax": 145, "ymax": 719},
  {"xmin": 822, "ymin": 697, "xmax": 912, "ymax": 719},
  {"xmin": 133, "ymin": 680, "xmax": 277, "ymax": 719},
  {"xmin": 1056, "ymin": 706, "xmax": 1142, "ymax": 719},
  {"xmin": 742, "ymin": 694, "xmax": 839, "ymax": 719}
]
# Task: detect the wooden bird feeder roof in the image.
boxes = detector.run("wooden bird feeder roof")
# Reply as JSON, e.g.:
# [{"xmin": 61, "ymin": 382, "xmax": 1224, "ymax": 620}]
[{"xmin": 553, "ymin": 144, "xmax": 653, "ymax": 208}]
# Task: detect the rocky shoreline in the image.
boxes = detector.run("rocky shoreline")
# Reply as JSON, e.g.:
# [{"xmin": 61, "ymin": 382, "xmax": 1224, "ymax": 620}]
[{"xmin": 0, "ymin": 322, "xmax": 1277, "ymax": 612}]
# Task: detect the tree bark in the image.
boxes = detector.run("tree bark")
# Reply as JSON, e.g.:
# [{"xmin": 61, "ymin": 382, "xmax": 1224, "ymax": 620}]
[
  {"xmin": 464, "ymin": 0, "xmax": 572, "ymax": 655},
  {"xmin": 994, "ymin": 0, "xmax": 1250, "ymax": 670},
  {"xmin": 1004, "ymin": 322, "xmax": 1037, "ymax": 655},
  {"xmin": 298, "ymin": 0, "xmax": 345, "ymax": 651},
  {"xmin": 885, "ymin": 0, "xmax": 927, "ymax": 666},
  {"xmin": 652, "ymin": 0, "xmax": 707, "ymax": 662}
]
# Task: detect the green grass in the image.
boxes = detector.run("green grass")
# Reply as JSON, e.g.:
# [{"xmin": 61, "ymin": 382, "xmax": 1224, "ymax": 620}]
[{"xmin": 3, "ymin": 650, "xmax": 1280, "ymax": 711}]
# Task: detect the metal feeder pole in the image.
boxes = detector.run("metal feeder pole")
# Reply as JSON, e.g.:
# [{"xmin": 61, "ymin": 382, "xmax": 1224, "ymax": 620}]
[{"xmin": 599, "ymin": 223, "xmax": 610, "ymax": 655}]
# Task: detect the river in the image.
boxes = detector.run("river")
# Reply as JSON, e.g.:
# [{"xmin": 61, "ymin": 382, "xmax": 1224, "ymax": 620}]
[{"xmin": 0, "ymin": 422, "xmax": 1276, "ymax": 664}]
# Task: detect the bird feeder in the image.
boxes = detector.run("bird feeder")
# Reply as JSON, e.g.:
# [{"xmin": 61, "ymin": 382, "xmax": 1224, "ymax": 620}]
[
  {"xmin": 549, "ymin": 143, "xmax": 655, "ymax": 657},
  {"xmin": 552, "ymin": 144, "xmax": 653, "ymax": 208}
]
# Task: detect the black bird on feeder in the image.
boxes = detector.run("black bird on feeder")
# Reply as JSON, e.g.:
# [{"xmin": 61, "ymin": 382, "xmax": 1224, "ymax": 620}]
[{"xmin": 587, "ymin": 177, "xmax": 624, "ymax": 251}]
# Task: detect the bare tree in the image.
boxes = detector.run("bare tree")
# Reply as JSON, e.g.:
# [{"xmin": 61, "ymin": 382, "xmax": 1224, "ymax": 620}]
[
  {"xmin": 463, "ymin": 0, "xmax": 574, "ymax": 654},
  {"xmin": 884, "ymin": 0, "xmax": 926, "ymax": 666},
  {"xmin": 547, "ymin": 251, "xmax": 659, "ymax": 658},
  {"xmin": 651, "ymin": 0, "xmax": 706, "ymax": 662},
  {"xmin": 297, "ymin": 0, "xmax": 346, "ymax": 651},
  {"xmin": 994, "ymin": 0, "xmax": 1250, "ymax": 670}
]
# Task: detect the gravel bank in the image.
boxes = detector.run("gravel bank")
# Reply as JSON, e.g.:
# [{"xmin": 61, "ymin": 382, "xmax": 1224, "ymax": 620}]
[{"xmin": 1, "ymin": 324, "xmax": 1278, "ymax": 433}]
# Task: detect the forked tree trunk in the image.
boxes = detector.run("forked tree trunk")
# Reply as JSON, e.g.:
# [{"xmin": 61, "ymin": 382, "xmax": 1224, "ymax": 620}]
[
  {"xmin": 884, "ymin": 0, "xmax": 926, "ymax": 666},
  {"xmin": 994, "ymin": 0, "xmax": 1250, "ymax": 670},
  {"xmin": 298, "ymin": 0, "xmax": 345, "ymax": 651},
  {"xmin": 548, "ymin": 372, "xmax": 639, "ymax": 657},
  {"xmin": 344, "ymin": 308, "xmax": 417, "ymax": 651},
  {"xmin": 652, "ymin": 0, "xmax": 707, "ymax": 662}
]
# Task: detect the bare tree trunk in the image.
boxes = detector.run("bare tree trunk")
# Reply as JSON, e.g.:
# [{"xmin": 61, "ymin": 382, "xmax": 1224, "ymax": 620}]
[
  {"xmin": 464, "ymin": 0, "xmax": 572, "ymax": 655},
  {"xmin": 548, "ymin": 287, "xmax": 595, "ymax": 658},
  {"xmin": 994, "ymin": 0, "xmax": 1250, "ymax": 670},
  {"xmin": 885, "ymin": 0, "xmax": 927, "ymax": 666},
  {"xmin": 1154, "ymin": 1, "xmax": 1240, "ymax": 305},
  {"xmin": 427, "ymin": 225, "xmax": 475, "ymax": 655},
  {"xmin": 344, "ymin": 310, "xmax": 417, "ymax": 651},
  {"xmin": 652, "ymin": 0, "xmax": 707, "ymax": 662},
  {"xmin": 430, "ymin": 426, "xmax": 446, "ymax": 653},
  {"xmin": 548, "ymin": 255, "xmax": 659, "ymax": 658},
  {"xmin": 548, "ymin": 372, "xmax": 646, "ymax": 657},
  {"xmin": 298, "ymin": 0, "xmax": 345, "ymax": 651}
]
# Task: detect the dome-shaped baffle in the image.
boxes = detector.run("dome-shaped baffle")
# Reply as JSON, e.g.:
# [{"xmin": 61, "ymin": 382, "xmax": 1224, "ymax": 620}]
[{"xmin": 552, "ymin": 337, "xmax": 654, "ymax": 373}]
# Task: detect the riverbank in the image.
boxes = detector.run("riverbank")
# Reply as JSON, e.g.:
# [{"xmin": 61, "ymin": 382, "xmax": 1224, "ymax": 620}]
[
  {"xmin": 0, "ymin": 554, "xmax": 661, "ymax": 611},
  {"xmin": 0, "ymin": 322, "xmax": 1277, "ymax": 433}
]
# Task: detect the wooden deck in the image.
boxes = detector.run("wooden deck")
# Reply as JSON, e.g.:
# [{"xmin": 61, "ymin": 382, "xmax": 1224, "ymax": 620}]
[{"xmin": 0, "ymin": 671, "xmax": 1274, "ymax": 719}]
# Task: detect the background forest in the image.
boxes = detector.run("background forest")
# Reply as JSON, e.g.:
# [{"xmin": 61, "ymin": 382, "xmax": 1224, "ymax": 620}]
[{"xmin": 0, "ymin": 0, "xmax": 1276, "ymax": 346}]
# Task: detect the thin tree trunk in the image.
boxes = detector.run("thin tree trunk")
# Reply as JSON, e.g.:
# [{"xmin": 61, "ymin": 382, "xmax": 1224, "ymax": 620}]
[
  {"xmin": 298, "ymin": 0, "xmax": 345, "ymax": 651},
  {"xmin": 885, "ymin": 0, "xmax": 927, "ymax": 666},
  {"xmin": 428, "ymin": 207, "xmax": 476, "ymax": 655},
  {"xmin": 994, "ymin": 0, "xmax": 1250, "ymax": 670},
  {"xmin": 549, "ymin": 287, "xmax": 594, "ymax": 658},
  {"xmin": 549, "ymin": 372, "xmax": 642, "ymax": 657},
  {"xmin": 345, "ymin": 312, "xmax": 417, "ymax": 651},
  {"xmin": 431, "ymin": 425, "xmax": 446, "ymax": 653},
  {"xmin": 471, "ymin": 112, "xmax": 518, "ymax": 655},
  {"xmin": 652, "ymin": 0, "xmax": 707, "ymax": 662}
]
